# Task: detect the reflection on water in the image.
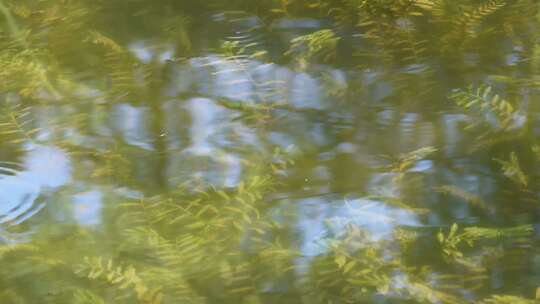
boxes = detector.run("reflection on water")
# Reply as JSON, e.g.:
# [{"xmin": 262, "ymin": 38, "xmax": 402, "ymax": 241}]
[
  {"xmin": 0, "ymin": 146, "xmax": 71, "ymax": 225},
  {"xmin": 1, "ymin": 0, "xmax": 540, "ymax": 303},
  {"xmin": 298, "ymin": 196, "xmax": 421, "ymax": 258}
]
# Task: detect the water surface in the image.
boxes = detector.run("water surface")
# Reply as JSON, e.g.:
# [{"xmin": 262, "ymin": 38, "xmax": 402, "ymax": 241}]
[{"xmin": 1, "ymin": 1, "xmax": 540, "ymax": 303}]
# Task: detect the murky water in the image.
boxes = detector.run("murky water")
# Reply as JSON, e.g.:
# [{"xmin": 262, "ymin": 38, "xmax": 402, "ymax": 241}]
[{"xmin": 1, "ymin": 1, "xmax": 540, "ymax": 303}]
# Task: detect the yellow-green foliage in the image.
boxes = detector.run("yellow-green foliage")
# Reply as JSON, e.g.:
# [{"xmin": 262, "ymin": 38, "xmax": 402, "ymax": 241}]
[
  {"xmin": 437, "ymin": 185, "xmax": 489, "ymax": 211},
  {"xmin": 450, "ymin": 85, "xmax": 519, "ymax": 131},
  {"xmin": 480, "ymin": 295, "xmax": 538, "ymax": 304},
  {"xmin": 438, "ymin": 223, "xmax": 533, "ymax": 262},
  {"xmin": 0, "ymin": 0, "xmax": 540, "ymax": 304},
  {"xmin": 73, "ymin": 289, "xmax": 106, "ymax": 304},
  {"xmin": 76, "ymin": 257, "xmax": 163, "ymax": 304},
  {"xmin": 390, "ymin": 146, "xmax": 437, "ymax": 173},
  {"xmin": 450, "ymin": 0, "xmax": 507, "ymax": 38},
  {"xmin": 495, "ymin": 152, "xmax": 528, "ymax": 187},
  {"xmin": 0, "ymin": 101, "xmax": 39, "ymax": 149},
  {"xmin": 286, "ymin": 29, "xmax": 340, "ymax": 63}
]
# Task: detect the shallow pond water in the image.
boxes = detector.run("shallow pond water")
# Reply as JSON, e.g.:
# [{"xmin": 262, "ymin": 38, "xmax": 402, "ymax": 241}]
[{"xmin": 1, "ymin": 1, "xmax": 540, "ymax": 303}]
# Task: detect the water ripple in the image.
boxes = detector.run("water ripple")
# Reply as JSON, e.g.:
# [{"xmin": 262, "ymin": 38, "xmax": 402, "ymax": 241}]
[{"xmin": 0, "ymin": 146, "xmax": 71, "ymax": 226}]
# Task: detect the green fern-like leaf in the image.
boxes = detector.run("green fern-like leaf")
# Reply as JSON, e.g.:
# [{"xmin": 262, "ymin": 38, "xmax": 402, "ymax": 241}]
[
  {"xmin": 286, "ymin": 29, "xmax": 340, "ymax": 63},
  {"xmin": 480, "ymin": 294, "xmax": 538, "ymax": 304},
  {"xmin": 0, "ymin": 102, "xmax": 39, "ymax": 147},
  {"xmin": 450, "ymin": 84, "xmax": 521, "ymax": 131},
  {"xmin": 437, "ymin": 185, "xmax": 489, "ymax": 211},
  {"xmin": 73, "ymin": 289, "xmax": 106, "ymax": 304},
  {"xmin": 495, "ymin": 152, "xmax": 528, "ymax": 187},
  {"xmin": 76, "ymin": 257, "xmax": 163, "ymax": 304}
]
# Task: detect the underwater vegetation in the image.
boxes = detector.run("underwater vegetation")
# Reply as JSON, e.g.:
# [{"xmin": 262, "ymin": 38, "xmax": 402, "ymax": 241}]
[{"xmin": 2, "ymin": 0, "xmax": 540, "ymax": 303}]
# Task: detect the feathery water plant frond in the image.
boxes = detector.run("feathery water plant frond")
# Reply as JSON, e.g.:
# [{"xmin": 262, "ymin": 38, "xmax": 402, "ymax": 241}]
[
  {"xmin": 0, "ymin": 49, "xmax": 56, "ymax": 99},
  {"xmin": 439, "ymin": 0, "xmax": 507, "ymax": 52},
  {"xmin": 459, "ymin": 0, "xmax": 507, "ymax": 36},
  {"xmin": 76, "ymin": 257, "xmax": 164, "ymax": 304},
  {"xmin": 205, "ymin": 39, "xmax": 288, "ymax": 126},
  {"xmin": 0, "ymin": 1, "xmax": 538, "ymax": 303},
  {"xmin": 461, "ymin": 224, "xmax": 533, "ymax": 243},
  {"xmin": 386, "ymin": 146, "xmax": 437, "ymax": 175},
  {"xmin": 86, "ymin": 31, "xmax": 139, "ymax": 98},
  {"xmin": 438, "ymin": 223, "xmax": 533, "ymax": 260},
  {"xmin": 0, "ymin": 243, "xmax": 38, "ymax": 259},
  {"xmin": 450, "ymin": 84, "xmax": 521, "ymax": 132},
  {"xmin": 0, "ymin": 0, "xmax": 63, "ymax": 100},
  {"xmin": 412, "ymin": 0, "xmax": 447, "ymax": 16},
  {"xmin": 402, "ymin": 281, "xmax": 464, "ymax": 304},
  {"xmin": 111, "ymin": 150, "xmax": 296, "ymax": 300},
  {"xmin": 0, "ymin": 101, "xmax": 39, "ymax": 148},
  {"xmin": 436, "ymin": 185, "xmax": 490, "ymax": 211},
  {"xmin": 86, "ymin": 31, "xmax": 124, "ymax": 53},
  {"xmin": 480, "ymin": 294, "xmax": 538, "ymax": 304},
  {"xmin": 72, "ymin": 289, "xmax": 106, "ymax": 304},
  {"xmin": 286, "ymin": 29, "xmax": 340, "ymax": 63},
  {"xmin": 495, "ymin": 152, "xmax": 528, "ymax": 187}
]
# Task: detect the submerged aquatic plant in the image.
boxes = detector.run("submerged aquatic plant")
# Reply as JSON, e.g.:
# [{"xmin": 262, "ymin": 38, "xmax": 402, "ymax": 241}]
[
  {"xmin": 0, "ymin": 0, "xmax": 540, "ymax": 303},
  {"xmin": 286, "ymin": 29, "xmax": 340, "ymax": 64}
]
